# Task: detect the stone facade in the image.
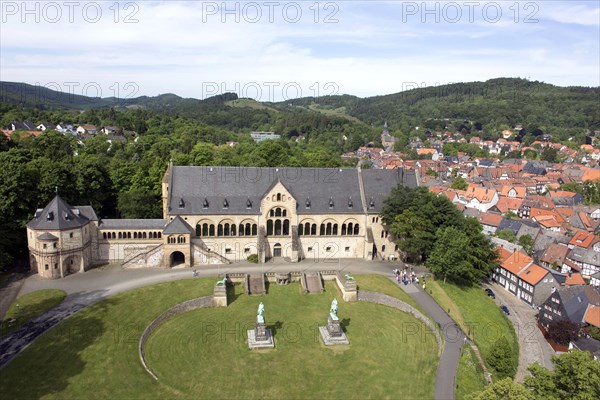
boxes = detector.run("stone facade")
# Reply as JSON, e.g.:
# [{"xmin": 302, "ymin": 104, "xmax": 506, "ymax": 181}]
[{"xmin": 27, "ymin": 165, "xmax": 418, "ymax": 278}]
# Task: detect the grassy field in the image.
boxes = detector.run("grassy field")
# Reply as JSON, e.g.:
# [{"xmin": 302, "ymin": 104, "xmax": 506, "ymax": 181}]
[
  {"xmin": 0, "ymin": 276, "xmax": 439, "ymax": 400},
  {"xmin": 355, "ymin": 274, "xmax": 421, "ymax": 310},
  {"xmin": 1, "ymin": 289, "xmax": 67, "ymax": 335},
  {"xmin": 455, "ymin": 346, "xmax": 486, "ymax": 400},
  {"xmin": 427, "ymin": 280, "xmax": 518, "ymax": 380}
]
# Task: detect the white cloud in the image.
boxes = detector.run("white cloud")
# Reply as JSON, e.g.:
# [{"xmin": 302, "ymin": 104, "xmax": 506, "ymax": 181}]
[{"xmin": 1, "ymin": 1, "xmax": 598, "ymax": 100}]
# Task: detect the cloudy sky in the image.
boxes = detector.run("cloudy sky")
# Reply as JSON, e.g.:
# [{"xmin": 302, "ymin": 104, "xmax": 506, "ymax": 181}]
[{"xmin": 1, "ymin": 1, "xmax": 598, "ymax": 101}]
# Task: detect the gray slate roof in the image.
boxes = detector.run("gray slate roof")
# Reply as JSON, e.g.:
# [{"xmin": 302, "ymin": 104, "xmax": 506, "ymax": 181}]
[
  {"xmin": 99, "ymin": 219, "xmax": 166, "ymax": 230},
  {"xmin": 361, "ymin": 169, "xmax": 418, "ymax": 214},
  {"xmin": 568, "ymin": 247, "xmax": 600, "ymax": 267},
  {"xmin": 28, "ymin": 196, "xmax": 90, "ymax": 231},
  {"xmin": 163, "ymin": 216, "xmax": 194, "ymax": 234},
  {"xmin": 167, "ymin": 166, "xmax": 417, "ymax": 216},
  {"xmin": 556, "ymin": 286, "xmax": 600, "ymax": 323},
  {"xmin": 37, "ymin": 232, "xmax": 58, "ymax": 241}
]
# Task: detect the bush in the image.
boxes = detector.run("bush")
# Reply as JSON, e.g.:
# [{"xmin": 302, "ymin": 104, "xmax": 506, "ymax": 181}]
[
  {"xmin": 247, "ymin": 254, "xmax": 258, "ymax": 263},
  {"xmin": 487, "ymin": 337, "xmax": 517, "ymax": 380}
]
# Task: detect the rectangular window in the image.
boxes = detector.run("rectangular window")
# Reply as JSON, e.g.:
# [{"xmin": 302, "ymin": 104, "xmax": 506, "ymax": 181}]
[
  {"xmin": 345, "ymin": 247, "xmax": 350, "ymax": 252},
  {"xmin": 69, "ymin": 233, "xmax": 74, "ymax": 238},
  {"xmin": 244, "ymin": 248, "xmax": 250, "ymax": 253},
  {"xmin": 225, "ymin": 248, "xmax": 232, "ymax": 254},
  {"xmin": 326, "ymin": 246, "xmax": 332, "ymax": 252},
  {"xmin": 307, "ymin": 247, "xmax": 313, "ymax": 252},
  {"xmin": 43, "ymin": 244, "xmax": 47, "ymax": 249},
  {"xmin": 45, "ymin": 264, "xmax": 49, "ymax": 270},
  {"xmin": 54, "ymin": 263, "xmax": 58, "ymax": 269}
]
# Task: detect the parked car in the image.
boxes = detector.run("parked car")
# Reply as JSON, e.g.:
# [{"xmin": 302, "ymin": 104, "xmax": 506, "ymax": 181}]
[
  {"xmin": 500, "ymin": 305, "xmax": 510, "ymax": 315},
  {"xmin": 485, "ymin": 288, "xmax": 496, "ymax": 299}
]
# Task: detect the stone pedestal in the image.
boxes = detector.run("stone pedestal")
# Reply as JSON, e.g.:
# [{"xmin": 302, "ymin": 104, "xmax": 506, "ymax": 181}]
[
  {"xmin": 327, "ymin": 315, "xmax": 343, "ymax": 337},
  {"xmin": 319, "ymin": 315, "xmax": 349, "ymax": 345},
  {"xmin": 213, "ymin": 284, "xmax": 227, "ymax": 307},
  {"xmin": 247, "ymin": 322, "xmax": 274, "ymax": 349}
]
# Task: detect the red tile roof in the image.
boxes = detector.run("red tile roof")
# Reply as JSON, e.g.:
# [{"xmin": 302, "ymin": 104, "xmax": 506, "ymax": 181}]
[
  {"xmin": 519, "ymin": 264, "xmax": 548, "ymax": 285},
  {"xmin": 501, "ymin": 251, "xmax": 533, "ymax": 275},
  {"xmin": 584, "ymin": 305, "xmax": 600, "ymax": 328}
]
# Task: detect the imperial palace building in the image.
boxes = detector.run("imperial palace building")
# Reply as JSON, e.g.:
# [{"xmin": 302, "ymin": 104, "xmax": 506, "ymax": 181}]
[{"xmin": 27, "ymin": 164, "xmax": 418, "ymax": 278}]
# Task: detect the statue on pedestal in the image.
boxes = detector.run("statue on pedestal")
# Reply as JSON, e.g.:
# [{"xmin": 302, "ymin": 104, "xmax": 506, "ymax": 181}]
[
  {"xmin": 257, "ymin": 302, "xmax": 265, "ymax": 324},
  {"xmin": 329, "ymin": 298, "xmax": 339, "ymax": 321}
]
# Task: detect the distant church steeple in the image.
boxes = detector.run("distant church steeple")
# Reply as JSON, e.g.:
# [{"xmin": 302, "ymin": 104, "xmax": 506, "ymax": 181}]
[{"xmin": 382, "ymin": 121, "xmax": 389, "ymax": 135}]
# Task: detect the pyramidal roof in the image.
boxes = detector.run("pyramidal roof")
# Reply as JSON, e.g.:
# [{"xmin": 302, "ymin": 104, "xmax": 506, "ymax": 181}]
[
  {"xmin": 163, "ymin": 216, "xmax": 194, "ymax": 234},
  {"xmin": 27, "ymin": 196, "xmax": 90, "ymax": 231}
]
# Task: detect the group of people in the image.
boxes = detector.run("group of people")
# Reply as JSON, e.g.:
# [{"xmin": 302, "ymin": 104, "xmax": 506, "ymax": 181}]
[{"xmin": 393, "ymin": 267, "xmax": 419, "ymax": 286}]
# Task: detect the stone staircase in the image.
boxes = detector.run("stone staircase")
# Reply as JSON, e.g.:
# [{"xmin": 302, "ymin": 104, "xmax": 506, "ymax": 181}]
[
  {"xmin": 247, "ymin": 274, "xmax": 266, "ymax": 295},
  {"xmin": 303, "ymin": 272, "xmax": 324, "ymax": 293}
]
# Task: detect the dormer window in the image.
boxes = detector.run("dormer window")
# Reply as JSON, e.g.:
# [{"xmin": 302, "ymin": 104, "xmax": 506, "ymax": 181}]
[
  {"xmin": 246, "ymin": 198, "xmax": 252, "ymax": 209},
  {"xmin": 179, "ymin": 198, "xmax": 185, "ymax": 208},
  {"xmin": 47, "ymin": 211, "xmax": 54, "ymax": 221},
  {"xmin": 348, "ymin": 197, "xmax": 353, "ymax": 209},
  {"xmin": 64, "ymin": 212, "xmax": 70, "ymax": 220},
  {"xmin": 329, "ymin": 197, "xmax": 334, "ymax": 209},
  {"xmin": 223, "ymin": 198, "xmax": 229, "ymax": 209},
  {"xmin": 305, "ymin": 198, "xmax": 311, "ymax": 209},
  {"xmin": 203, "ymin": 198, "xmax": 209, "ymax": 208},
  {"xmin": 369, "ymin": 197, "xmax": 375, "ymax": 209}
]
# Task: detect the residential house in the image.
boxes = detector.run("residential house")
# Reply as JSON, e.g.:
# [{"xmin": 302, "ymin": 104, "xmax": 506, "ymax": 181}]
[
  {"xmin": 36, "ymin": 123, "xmax": 56, "ymax": 131},
  {"xmin": 101, "ymin": 126, "xmax": 120, "ymax": 135},
  {"xmin": 540, "ymin": 243, "xmax": 570, "ymax": 270},
  {"xmin": 478, "ymin": 212, "xmax": 503, "ymax": 235},
  {"xmin": 538, "ymin": 285, "xmax": 600, "ymax": 331},
  {"xmin": 462, "ymin": 186, "xmax": 499, "ymax": 212},
  {"xmin": 4, "ymin": 121, "xmax": 37, "ymax": 131},
  {"xmin": 564, "ymin": 247, "xmax": 600, "ymax": 278},
  {"xmin": 77, "ymin": 125, "xmax": 98, "ymax": 135},
  {"xmin": 568, "ymin": 230, "xmax": 599, "ymax": 251},
  {"xmin": 494, "ymin": 250, "xmax": 558, "ymax": 307}
]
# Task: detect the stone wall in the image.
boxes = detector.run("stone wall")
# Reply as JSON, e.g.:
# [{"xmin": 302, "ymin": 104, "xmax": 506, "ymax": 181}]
[{"xmin": 138, "ymin": 296, "xmax": 214, "ymax": 380}]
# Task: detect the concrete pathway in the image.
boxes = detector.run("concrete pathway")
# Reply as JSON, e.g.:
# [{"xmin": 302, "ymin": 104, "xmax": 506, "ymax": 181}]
[
  {"xmin": 393, "ymin": 276, "xmax": 465, "ymax": 400},
  {"xmin": 486, "ymin": 282, "xmax": 555, "ymax": 381},
  {"xmin": 1, "ymin": 259, "xmax": 464, "ymax": 400},
  {"xmin": 0, "ymin": 273, "xmax": 26, "ymax": 321}
]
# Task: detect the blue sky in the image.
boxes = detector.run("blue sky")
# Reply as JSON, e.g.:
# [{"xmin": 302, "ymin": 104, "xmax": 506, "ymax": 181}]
[{"xmin": 1, "ymin": 1, "xmax": 598, "ymax": 101}]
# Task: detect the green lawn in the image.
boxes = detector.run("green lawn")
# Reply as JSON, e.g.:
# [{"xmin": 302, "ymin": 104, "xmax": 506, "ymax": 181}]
[
  {"xmin": 0, "ymin": 277, "xmax": 439, "ymax": 400},
  {"xmin": 356, "ymin": 274, "xmax": 421, "ymax": 310},
  {"xmin": 455, "ymin": 346, "xmax": 486, "ymax": 400},
  {"xmin": 1, "ymin": 289, "xmax": 67, "ymax": 335},
  {"xmin": 427, "ymin": 280, "xmax": 518, "ymax": 380}
]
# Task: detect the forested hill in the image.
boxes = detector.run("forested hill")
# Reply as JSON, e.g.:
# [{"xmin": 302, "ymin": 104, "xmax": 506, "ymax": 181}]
[
  {"xmin": 280, "ymin": 78, "xmax": 600, "ymax": 139},
  {"xmin": 2, "ymin": 78, "xmax": 599, "ymax": 140}
]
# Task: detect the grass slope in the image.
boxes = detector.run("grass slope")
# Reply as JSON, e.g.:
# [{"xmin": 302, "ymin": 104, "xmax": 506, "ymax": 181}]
[
  {"xmin": 427, "ymin": 280, "xmax": 518, "ymax": 380},
  {"xmin": 1, "ymin": 289, "xmax": 67, "ymax": 335},
  {"xmin": 455, "ymin": 346, "xmax": 486, "ymax": 400},
  {"xmin": 0, "ymin": 276, "xmax": 438, "ymax": 400}
]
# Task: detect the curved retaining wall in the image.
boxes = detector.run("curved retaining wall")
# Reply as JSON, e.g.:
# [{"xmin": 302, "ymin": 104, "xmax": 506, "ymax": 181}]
[
  {"xmin": 138, "ymin": 296, "xmax": 214, "ymax": 380},
  {"xmin": 358, "ymin": 290, "xmax": 443, "ymax": 356}
]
